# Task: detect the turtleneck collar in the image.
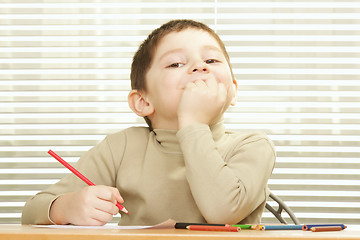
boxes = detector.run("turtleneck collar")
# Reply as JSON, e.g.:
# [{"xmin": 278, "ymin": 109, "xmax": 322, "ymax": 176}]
[{"xmin": 152, "ymin": 122, "xmax": 226, "ymax": 153}]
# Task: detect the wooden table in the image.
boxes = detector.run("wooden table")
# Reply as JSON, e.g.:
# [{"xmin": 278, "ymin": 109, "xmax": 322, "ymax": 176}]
[{"xmin": 1, "ymin": 224, "xmax": 360, "ymax": 240}]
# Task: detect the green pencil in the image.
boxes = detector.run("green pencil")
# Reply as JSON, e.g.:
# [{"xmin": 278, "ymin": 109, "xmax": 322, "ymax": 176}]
[{"xmin": 231, "ymin": 224, "xmax": 253, "ymax": 229}]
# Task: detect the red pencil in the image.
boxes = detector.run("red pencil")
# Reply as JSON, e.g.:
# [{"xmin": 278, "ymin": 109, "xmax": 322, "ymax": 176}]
[
  {"xmin": 48, "ymin": 149, "xmax": 129, "ymax": 214},
  {"xmin": 186, "ymin": 225, "xmax": 240, "ymax": 232}
]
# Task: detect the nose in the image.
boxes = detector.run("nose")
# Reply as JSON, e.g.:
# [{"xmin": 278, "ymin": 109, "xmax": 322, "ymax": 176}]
[{"xmin": 190, "ymin": 61, "xmax": 208, "ymax": 73}]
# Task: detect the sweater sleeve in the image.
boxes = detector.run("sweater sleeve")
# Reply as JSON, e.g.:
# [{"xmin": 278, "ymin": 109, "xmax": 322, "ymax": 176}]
[
  {"xmin": 21, "ymin": 133, "xmax": 124, "ymax": 225},
  {"xmin": 177, "ymin": 123, "xmax": 276, "ymax": 224}
]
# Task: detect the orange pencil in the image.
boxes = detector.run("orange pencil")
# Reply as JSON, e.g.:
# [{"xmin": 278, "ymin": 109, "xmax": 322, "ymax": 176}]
[
  {"xmin": 311, "ymin": 226, "xmax": 345, "ymax": 232},
  {"xmin": 186, "ymin": 225, "xmax": 240, "ymax": 232}
]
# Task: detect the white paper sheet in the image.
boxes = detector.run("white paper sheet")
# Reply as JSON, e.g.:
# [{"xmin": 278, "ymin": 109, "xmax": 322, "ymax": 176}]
[{"xmin": 32, "ymin": 218, "xmax": 176, "ymax": 230}]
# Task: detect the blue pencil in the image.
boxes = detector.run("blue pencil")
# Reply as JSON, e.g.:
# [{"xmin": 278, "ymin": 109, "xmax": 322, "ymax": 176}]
[{"xmin": 261, "ymin": 225, "xmax": 303, "ymax": 230}]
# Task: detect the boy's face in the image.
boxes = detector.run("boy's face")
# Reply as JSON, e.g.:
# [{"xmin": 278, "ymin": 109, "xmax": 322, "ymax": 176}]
[{"xmin": 144, "ymin": 28, "xmax": 237, "ymax": 130}]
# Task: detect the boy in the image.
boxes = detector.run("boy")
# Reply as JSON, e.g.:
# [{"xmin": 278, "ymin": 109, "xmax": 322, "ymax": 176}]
[{"xmin": 22, "ymin": 19, "xmax": 275, "ymax": 226}]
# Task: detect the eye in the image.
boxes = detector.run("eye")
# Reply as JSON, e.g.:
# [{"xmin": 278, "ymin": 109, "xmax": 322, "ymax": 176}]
[
  {"xmin": 167, "ymin": 62, "xmax": 184, "ymax": 68},
  {"xmin": 205, "ymin": 59, "xmax": 219, "ymax": 64}
]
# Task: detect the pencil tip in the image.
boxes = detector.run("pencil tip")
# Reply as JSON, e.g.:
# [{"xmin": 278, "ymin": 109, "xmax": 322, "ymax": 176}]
[{"xmin": 123, "ymin": 208, "xmax": 129, "ymax": 214}]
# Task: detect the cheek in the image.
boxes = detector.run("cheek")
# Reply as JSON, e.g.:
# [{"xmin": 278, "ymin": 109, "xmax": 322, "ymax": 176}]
[
  {"xmin": 161, "ymin": 71, "xmax": 185, "ymax": 90},
  {"xmin": 149, "ymin": 75, "xmax": 181, "ymax": 102},
  {"xmin": 216, "ymin": 68, "xmax": 233, "ymax": 88}
]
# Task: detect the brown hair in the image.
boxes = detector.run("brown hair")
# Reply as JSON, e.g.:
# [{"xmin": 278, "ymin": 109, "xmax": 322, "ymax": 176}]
[{"xmin": 130, "ymin": 19, "xmax": 235, "ymax": 91}]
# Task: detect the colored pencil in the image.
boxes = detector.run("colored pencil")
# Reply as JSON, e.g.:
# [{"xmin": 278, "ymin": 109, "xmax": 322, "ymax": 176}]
[
  {"xmin": 175, "ymin": 222, "xmax": 254, "ymax": 230},
  {"xmin": 302, "ymin": 224, "xmax": 346, "ymax": 231},
  {"xmin": 175, "ymin": 222, "xmax": 225, "ymax": 229},
  {"xmin": 231, "ymin": 224, "xmax": 253, "ymax": 229},
  {"xmin": 186, "ymin": 225, "xmax": 240, "ymax": 232},
  {"xmin": 48, "ymin": 149, "xmax": 129, "ymax": 214},
  {"xmin": 261, "ymin": 225, "xmax": 303, "ymax": 230},
  {"xmin": 311, "ymin": 226, "xmax": 345, "ymax": 232}
]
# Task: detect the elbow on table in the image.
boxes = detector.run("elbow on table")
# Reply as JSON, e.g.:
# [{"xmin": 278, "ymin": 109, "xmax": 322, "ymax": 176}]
[{"xmin": 203, "ymin": 187, "xmax": 267, "ymax": 224}]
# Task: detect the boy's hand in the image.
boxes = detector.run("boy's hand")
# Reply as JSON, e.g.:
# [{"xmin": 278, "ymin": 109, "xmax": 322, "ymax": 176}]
[
  {"xmin": 178, "ymin": 77, "xmax": 227, "ymax": 129},
  {"xmin": 49, "ymin": 185, "xmax": 124, "ymax": 226}
]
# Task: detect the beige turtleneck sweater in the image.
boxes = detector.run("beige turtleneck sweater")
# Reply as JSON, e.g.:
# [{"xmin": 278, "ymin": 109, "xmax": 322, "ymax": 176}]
[{"xmin": 21, "ymin": 123, "xmax": 276, "ymax": 225}]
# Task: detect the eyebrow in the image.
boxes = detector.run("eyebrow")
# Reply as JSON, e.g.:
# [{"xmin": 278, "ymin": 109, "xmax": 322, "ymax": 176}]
[
  {"xmin": 202, "ymin": 45, "xmax": 223, "ymax": 53},
  {"xmin": 159, "ymin": 45, "xmax": 223, "ymax": 62},
  {"xmin": 159, "ymin": 48, "xmax": 184, "ymax": 62}
]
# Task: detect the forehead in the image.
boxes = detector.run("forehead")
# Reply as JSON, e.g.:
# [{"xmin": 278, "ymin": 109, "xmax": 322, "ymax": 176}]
[{"xmin": 154, "ymin": 28, "xmax": 223, "ymax": 58}]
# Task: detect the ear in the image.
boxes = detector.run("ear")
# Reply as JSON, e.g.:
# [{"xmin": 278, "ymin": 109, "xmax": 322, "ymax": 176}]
[
  {"xmin": 230, "ymin": 79, "xmax": 238, "ymax": 106},
  {"xmin": 128, "ymin": 90, "xmax": 154, "ymax": 117}
]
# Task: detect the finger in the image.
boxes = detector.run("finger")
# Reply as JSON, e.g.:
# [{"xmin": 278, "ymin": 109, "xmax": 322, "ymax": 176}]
[
  {"xmin": 193, "ymin": 79, "xmax": 207, "ymax": 88},
  {"xmin": 184, "ymin": 81, "xmax": 196, "ymax": 90},
  {"xmin": 205, "ymin": 77, "xmax": 217, "ymax": 91},
  {"xmin": 99, "ymin": 187, "xmax": 123, "ymax": 205},
  {"xmin": 94, "ymin": 197, "xmax": 119, "ymax": 215},
  {"xmin": 90, "ymin": 208, "xmax": 114, "ymax": 225},
  {"xmin": 86, "ymin": 217, "xmax": 108, "ymax": 226},
  {"xmin": 109, "ymin": 187, "xmax": 124, "ymax": 204},
  {"xmin": 95, "ymin": 186, "xmax": 123, "ymax": 203},
  {"xmin": 94, "ymin": 186, "xmax": 124, "ymax": 214}
]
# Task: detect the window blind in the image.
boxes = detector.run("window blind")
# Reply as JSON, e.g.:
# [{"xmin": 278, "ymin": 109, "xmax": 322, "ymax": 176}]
[{"xmin": 1, "ymin": 0, "xmax": 359, "ymax": 225}]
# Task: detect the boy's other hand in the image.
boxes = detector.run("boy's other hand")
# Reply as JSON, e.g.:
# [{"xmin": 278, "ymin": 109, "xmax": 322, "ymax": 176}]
[
  {"xmin": 49, "ymin": 185, "xmax": 124, "ymax": 226},
  {"xmin": 178, "ymin": 77, "xmax": 227, "ymax": 129}
]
